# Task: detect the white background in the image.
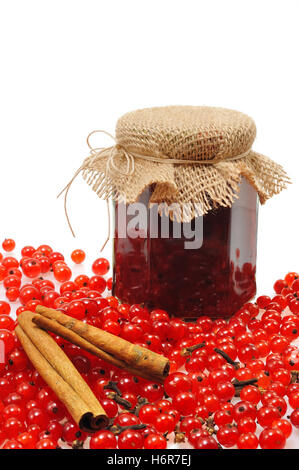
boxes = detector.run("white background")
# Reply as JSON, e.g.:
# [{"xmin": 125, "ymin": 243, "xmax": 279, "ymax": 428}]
[{"xmin": 0, "ymin": 0, "xmax": 299, "ymax": 448}]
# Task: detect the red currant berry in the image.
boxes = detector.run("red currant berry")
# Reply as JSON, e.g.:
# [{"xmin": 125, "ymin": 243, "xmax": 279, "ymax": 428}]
[
  {"xmin": 118, "ymin": 429, "xmax": 143, "ymax": 449},
  {"xmin": 2, "ymin": 239, "xmax": 16, "ymax": 252},
  {"xmin": 164, "ymin": 372, "xmax": 192, "ymax": 398},
  {"xmin": 173, "ymin": 391, "xmax": 196, "ymax": 416},
  {"xmin": 144, "ymin": 433, "xmax": 167, "ymax": 449},
  {"xmin": 290, "ymin": 409, "xmax": 299, "ymax": 428},
  {"xmin": 217, "ymin": 425, "xmax": 239, "ymax": 448},
  {"xmin": 194, "ymin": 435, "xmax": 218, "ymax": 449},
  {"xmin": 6, "ymin": 287, "xmax": 20, "ymax": 301},
  {"xmin": 257, "ymin": 405, "xmax": 281, "ymax": 427},
  {"xmin": 237, "ymin": 432, "xmax": 258, "ymax": 449},
  {"xmin": 22, "ymin": 258, "xmax": 42, "ymax": 278},
  {"xmin": 92, "ymin": 258, "xmax": 110, "ymax": 275},
  {"xmin": 272, "ymin": 418, "xmax": 292, "ymax": 438},
  {"xmin": 54, "ymin": 264, "xmax": 72, "ymax": 283},
  {"xmin": 0, "ymin": 300, "xmax": 11, "ymax": 315},
  {"xmin": 259, "ymin": 427, "xmax": 286, "ymax": 449},
  {"xmin": 35, "ymin": 438, "xmax": 56, "ymax": 449},
  {"xmin": 71, "ymin": 249, "xmax": 86, "ymax": 264},
  {"xmin": 62, "ymin": 420, "xmax": 86, "ymax": 445}
]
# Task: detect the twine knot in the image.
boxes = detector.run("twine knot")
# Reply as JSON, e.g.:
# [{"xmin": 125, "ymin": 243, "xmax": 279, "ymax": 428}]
[{"xmin": 87, "ymin": 130, "xmax": 136, "ymax": 178}]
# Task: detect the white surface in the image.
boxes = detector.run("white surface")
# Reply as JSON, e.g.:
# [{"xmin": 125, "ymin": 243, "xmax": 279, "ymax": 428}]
[{"xmin": 0, "ymin": 0, "xmax": 299, "ymax": 449}]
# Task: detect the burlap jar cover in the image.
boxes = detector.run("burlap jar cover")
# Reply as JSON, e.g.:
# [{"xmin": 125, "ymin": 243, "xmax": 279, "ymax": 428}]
[{"xmin": 63, "ymin": 106, "xmax": 290, "ymax": 224}]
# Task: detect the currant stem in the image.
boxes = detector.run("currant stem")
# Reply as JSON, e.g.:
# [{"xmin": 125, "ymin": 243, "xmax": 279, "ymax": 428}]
[
  {"xmin": 181, "ymin": 342, "xmax": 206, "ymax": 356},
  {"xmin": 213, "ymin": 347, "xmax": 240, "ymax": 369},
  {"xmin": 104, "ymin": 380, "xmax": 122, "ymax": 396},
  {"xmin": 107, "ymin": 392, "xmax": 133, "ymax": 409},
  {"xmin": 233, "ymin": 378, "xmax": 258, "ymax": 396},
  {"xmin": 109, "ymin": 424, "xmax": 146, "ymax": 435},
  {"xmin": 290, "ymin": 370, "xmax": 299, "ymax": 383},
  {"xmin": 233, "ymin": 378, "xmax": 258, "ymax": 387},
  {"xmin": 133, "ymin": 397, "xmax": 149, "ymax": 416}
]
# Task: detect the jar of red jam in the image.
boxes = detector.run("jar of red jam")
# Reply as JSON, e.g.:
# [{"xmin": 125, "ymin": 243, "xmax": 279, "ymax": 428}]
[
  {"xmin": 78, "ymin": 106, "xmax": 289, "ymax": 318},
  {"xmin": 112, "ymin": 177, "xmax": 258, "ymax": 318}
]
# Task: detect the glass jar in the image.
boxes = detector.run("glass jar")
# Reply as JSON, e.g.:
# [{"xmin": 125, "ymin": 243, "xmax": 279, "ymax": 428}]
[{"xmin": 112, "ymin": 178, "xmax": 258, "ymax": 319}]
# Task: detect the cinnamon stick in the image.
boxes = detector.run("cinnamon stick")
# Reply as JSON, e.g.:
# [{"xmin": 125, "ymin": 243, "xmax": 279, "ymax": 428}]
[
  {"xmin": 34, "ymin": 305, "xmax": 170, "ymax": 383},
  {"xmin": 16, "ymin": 311, "xmax": 108, "ymax": 432}
]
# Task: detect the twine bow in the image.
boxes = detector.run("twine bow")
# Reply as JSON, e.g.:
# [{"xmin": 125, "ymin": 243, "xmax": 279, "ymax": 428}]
[
  {"xmin": 87, "ymin": 130, "xmax": 136, "ymax": 178},
  {"xmin": 58, "ymin": 130, "xmax": 253, "ymax": 250}
]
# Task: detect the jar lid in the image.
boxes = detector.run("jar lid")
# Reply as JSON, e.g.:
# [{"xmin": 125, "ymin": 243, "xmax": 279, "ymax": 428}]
[
  {"xmin": 116, "ymin": 106, "xmax": 256, "ymax": 162},
  {"xmin": 78, "ymin": 106, "xmax": 290, "ymax": 221}
]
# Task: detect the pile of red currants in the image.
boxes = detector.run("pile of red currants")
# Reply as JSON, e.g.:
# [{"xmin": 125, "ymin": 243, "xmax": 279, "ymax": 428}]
[{"xmin": 0, "ymin": 238, "xmax": 299, "ymax": 449}]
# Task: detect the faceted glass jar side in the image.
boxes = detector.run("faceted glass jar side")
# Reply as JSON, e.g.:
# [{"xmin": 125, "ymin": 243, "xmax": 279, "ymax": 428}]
[{"xmin": 112, "ymin": 179, "xmax": 258, "ymax": 319}]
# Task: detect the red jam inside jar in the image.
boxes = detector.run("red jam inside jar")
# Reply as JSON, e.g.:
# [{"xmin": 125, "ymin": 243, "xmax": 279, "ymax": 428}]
[{"xmin": 112, "ymin": 178, "xmax": 258, "ymax": 319}]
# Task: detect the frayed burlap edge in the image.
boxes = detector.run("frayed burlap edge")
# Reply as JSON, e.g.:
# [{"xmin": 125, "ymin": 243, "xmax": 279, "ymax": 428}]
[{"xmin": 81, "ymin": 150, "xmax": 290, "ymax": 222}]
